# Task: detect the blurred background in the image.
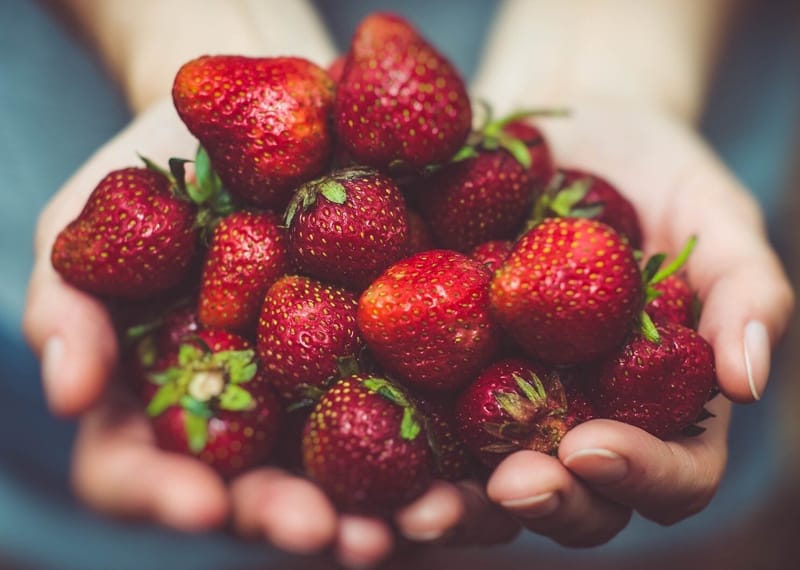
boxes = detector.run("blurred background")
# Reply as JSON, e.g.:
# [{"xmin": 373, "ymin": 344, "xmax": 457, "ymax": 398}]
[{"xmin": 1, "ymin": 0, "xmax": 798, "ymax": 568}]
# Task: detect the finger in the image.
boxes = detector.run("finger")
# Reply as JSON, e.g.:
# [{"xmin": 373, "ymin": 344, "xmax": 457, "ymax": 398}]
[
  {"xmin": 230, "ymin": 469, "xmax": 337, "ymax": 555},
  {"xmin": 487, "ymin": 451, "xmax": 631, "ymax": 547},
  {"xmin": 446, "ymin": 480, "xmax": 521, "ymax": 546},
  {"xmin": 394, "ymin": 481, "xmax": 465, "ymax": 542},
  {"xmin": 71, "ymin": 392, "xmax": 229, "ymax": 531},
  {"xmin": 336, "ymin": 515, "xmax": 394, "ymax": 569},
  {"xmin": 559, "ymin": 398, "xmax": 731, "ymax": 525}
]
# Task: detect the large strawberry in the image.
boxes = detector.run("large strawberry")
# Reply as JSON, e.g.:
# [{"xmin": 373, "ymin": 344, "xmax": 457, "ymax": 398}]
[
  {"xmin": 456, "ymin": 359, "xmax": 577, "ymax": 468},
  {"xmin": 334, "ymin": 12, "xmax": 472, "ymax": 170},
  {"xmin": 144, "ymin": 329, "xmax": 282, "ymax": 478},
  {"xmin": 490, "ymin": 218, "xmax": 642, "ymax": 365},
  {"xmin": 51, "ymin": 167, "xmax": 197, "ymax": 298},
  {"xmin": 284, "ymin": 167, "xmax": 409, "ymax": 291},
  {"xmin": 358, "ymin": 250, "xmax": 500, "ymax": 392},
  {"xmin": 173, "ymin": 55, "xmax": 335, "ymax": 209},
  {"xmin": 302, "ymin": 375, "xmax": 434, "ymax": 513},
  {"xmin": 256, "ymin": 275, "xmax": 363, "ymax": 404},
  {"xmin": 198, "ymin": 210, "xmax": 289, "ymax": 331}
]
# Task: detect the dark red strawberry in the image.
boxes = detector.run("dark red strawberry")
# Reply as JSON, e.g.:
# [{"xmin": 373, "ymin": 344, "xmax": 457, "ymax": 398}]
[
  {"xmin": 646, "ymin": 274, "xmax": 695, "ymax": 328},
  {"xmin": 490, "ymin": 218, "xmax": 642, "ymax": 365},
  {"xmin": 173, "ymin": 55, "xmax": 335, "ymax": 209},
  {"xmin": 302, "ymin": 375, "xmax": 434, "ymax": 513},
  {"xmin": 470, "ymin": 240, "xmax": 514, "ymax": 273},
  {"xmin": 405, "ymin": 209, "xmax": 436, "ymax": 255},
  {"xmin": 415, "ymin": 396, "xmax": 472, "ymax": 481},
  {"xmin": 334, "ymin": 12, "xmax": 471, "ymax": 170},
  {"xmin": 358, "ymin": 250, "xmax": 500, "ymax": 392},
  {"xmin": 285, "ymin": 167, "xmax": 409, "ymax": 291},
  {"xmin": 590, "ymin": 322, "xmax": 716, "ymax": 438},
  {"xmin": 256, "ymin": 275, "xmax": 362, "ymax": 403},
  {"xmin": 51, "ymin": 167, "xmax": 196, "ymax": 298},
  {"xmin": 455, "ymin": 359, "xmax": 576, "ymax": 468},
  {"xmin": 198, "ymin": 210, "xmax": 289, "ymax": 331},
  {"xmin": 144, "ymin": 329, "xmax": 282, "ymax": 478}
]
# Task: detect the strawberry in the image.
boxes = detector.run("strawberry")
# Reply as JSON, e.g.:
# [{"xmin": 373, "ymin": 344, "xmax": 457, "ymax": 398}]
[
  {"xmin": 590, "ymin": 322, "xmax": 716, "ymax": 438},
  {"xmin": 173, "ymin": 55, "xmax": 335, "ymax": 210},
  {"xmin": 490, "ymin": 218, "xmax": 642, "ymax": 365},
  {"xmin": 470, "ymin": 240, "xmax": 514, "ymax": 274},
  {"xmin": 415, "ymin": 396, "xmax": 472, "ymax": 481},
  {"xmin": 646, "ymin": 274, "xmax": 695, "ymax": 328},
  {"xmin": 144, "ymin": 329, "xmax": 282, "ymax": 478},
  {"xmin": 51, "ymin": 167, "xmax": 196, "ymax": 298},
  {"xmin": 405, "ymin": 209, "xmax": 436, "ymax": 255},
  {"xmin": 358, "ymin": 250, "xmax": 500, "ymax": 392},
  {"xmin": 198, "ymin": 210, "xmax": 289, "ymax": 331},
  {"xmin": 334, "ymin": 12, "xmax": 472, "ymax": 170},
  {"xmin": 302, "ymin": 375, "xmax": 434, "ymax": 513},
  {"xmin": 455, "ymin": 359, "xmax": 576, "ymax": 468},
  {"xmin": 327, "ymin": 56, "xmax": 346, "ymax": 84},
  {"xmin": 256, "ymin": 275, "xmax": 362, "ymax": 403},
  {"xmin": 284, "ymin": 167, "xmax": 409, "ymax": 291}
]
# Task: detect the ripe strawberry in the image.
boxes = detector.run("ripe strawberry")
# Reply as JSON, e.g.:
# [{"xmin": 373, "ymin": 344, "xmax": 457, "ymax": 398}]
[
  {"xmin": 51, "ymin": 167, "xmax": 196, "ymax": 298},
  {"xmin": 334, "ymin": 12, "xmax": 472, "ymax": 170},
  {"xmin": 302, "ymin": 375, "xmax": 434, "ymax": 513},
  {"xmin": 358, "ymin": 250, "xmax": 500, "ymax": 392},
  {"xmin": 405, "ymin": 210, "xmax": 436, "ymax": 255},
  {"xmin": 144, "ymin": 329, "xmax": 282, "ymax": 478},
  {"xmin": 198, "ymin": 210, "xmax": 289, "ymax": 331},
  {"xmin": 646, "ymin": 274, "xmax": 695, "ymax": 328},
  {"xmin": 590, "ymin": 322, "xmax": 716, "ymax": 438},
  {"xmin": 470, "ymin": 240, "xmax": 514, "ymax": 274},
  {"xmin": 173, "ymin": 55, "xmax": 335, "ymax": 210},
  {"xmin": 416, "ymin": 396, "xmax": 472, "ymax": 481},
  {"xmin": 455, "ymin": 359, "xmax": 576, "ymax": 468},
  {"xmin": 490, "ymin": 218, "xmax": 642, "ymax": 365},
  {"xmin": 418, "ymin": 118, "xmax": 554, "ymax": 252},
  {"xmin": 256, "ymin": 275, "xmax": 362, "ymax": 403},
  {"xmin": 285, "ymin": 167, "xmax": 409, "ymax": 291}
]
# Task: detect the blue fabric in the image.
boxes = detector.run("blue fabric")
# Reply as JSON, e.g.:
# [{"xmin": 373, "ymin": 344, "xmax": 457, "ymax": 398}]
[{"xmin": 0, "ymin": 0, "xmax": 796, "ymax": 568}]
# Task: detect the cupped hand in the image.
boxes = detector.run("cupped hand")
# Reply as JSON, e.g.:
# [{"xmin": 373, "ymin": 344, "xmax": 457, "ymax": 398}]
[{"xmin": 485, "ymin": 99, "xmax": 794, "ymax": 546}]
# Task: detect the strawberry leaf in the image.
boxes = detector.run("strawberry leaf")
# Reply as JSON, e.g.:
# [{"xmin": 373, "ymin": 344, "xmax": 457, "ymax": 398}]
[
  {"xmin": 548, "ymin": 179, "xmax": 591, "ymax": 217},
  {"xmin": 212, "ymin": 349, "xmax": 257, "ymax": 383},
  {"xmin": 513, "ymin": 372, "xmax": 546, "ymax": 404},
  {"xmin": 147, "ymin": 366, "xmax": 185, "ymax": 387},
  {"xmin": 641, "ymin": 253, "xmax": 666, "ymax": 285},
  {"xmin": 641, "ymin": 311, "xmax": 661, "ymax": 344},
  {"xmin": 168, "ymin": 158, "xmax": 190, "ymax": 194},
  {"xmin": 319, "ymin": 181, "xmax": 347, "ymax": 204},
  {"xmin": 146, "ymin": 382, "xmax": 183, "ymax": 417},
  {"xmin": 363, "ymin": 377, "xmax": 409, "ymax": 407},
  {"xmin": 400, "ymin": 407, "xmax": 422, "ymax": 441},
  {"xmin": 651, "ymin": 236, "xmax": 697, "ymax": 285},
  {"xmin": 178, "ymin": 344, "xmax": 202, "ymax": 367},
  {"xmin": 498, "ymin": 136, "xmax": 531, "ymax": 169},
  {"xmin": 451, "ymin": 145, "xmax": 479, "ymax": 163},
  {"xmin": 190, "ymin": 145, "xmax": 220, "ymax": 204},
  {"xmin": 184, "ymin": 412, "xmax": 209, "ymax": 454},
  {"xmin": 569, "ymin": 204, "xmax": 605, "ymax": 219},
  {"xmin": 136, "ymin": 336, "xmax": 158, "ymax": 369},
  {"xmin": 218, "ymin": 385, "xmax": 255, "ymax": 411},
  {"xmin": 138, "ymin": 153, "xmax": 170, "ymax": 179},
  {"xmin": 179, "ymin": 395, "xmax": 213, "ymax": 419}
]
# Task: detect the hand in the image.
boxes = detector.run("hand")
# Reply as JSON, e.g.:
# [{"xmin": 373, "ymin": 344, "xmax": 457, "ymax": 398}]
[
  {"xmin": 484, "ymin": 99, "xmax": 794, "ymax": 546},
  {"xmin": 22, "ymin": 98, "xmax": 520, "ymax": 567}
]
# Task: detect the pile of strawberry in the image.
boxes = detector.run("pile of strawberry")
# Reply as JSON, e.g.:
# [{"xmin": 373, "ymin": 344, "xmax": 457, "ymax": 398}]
[{"xmin": 51, "ymin": 13, "xmax": 717, "ymax": 514}]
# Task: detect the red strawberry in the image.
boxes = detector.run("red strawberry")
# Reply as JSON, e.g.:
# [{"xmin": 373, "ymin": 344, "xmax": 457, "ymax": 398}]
[
  {"xmin": 455, "ymin": 359, "xmax": 576, "ymax": 468},
  {"xmin": 490, "ymin": 218, "xmax": 642, "ymax": 365},
  {"xmin": 405, "ymin": 210, "xmax": 436, "ymax": 255},
  {"xmin": 327, "ymin": 56, "xmax": 346, "ymax": 83},
  {"xmin": 302, "ymin": 375, "xmax": 434, "ymax": 513},
  {"xmin": 358, "ymin": 250, "xmax": 500, "ymax": 392},
  {"xmin": 285, "ymin": 167, "xmax": 409, "ymax": 291},
  {"xmin": 173, "ymin": 56, "xmax": 335, "ymax": 209},
  {"xmin": 416, "ymin": 396, "xmax": 472, "ymax": 481},
  {"xmin": 334, "ymin": 12, "xmax": 472, "ymax": 170},
  {"xmin": 51, "ymin": 167, "xmax": 196, "ymax": 298},
  {"xmin": 144, "ymin": 329, "xmax": 282, "ymax": 478},
  {"xmin": 256, "ymin": 275, "xmax": 362, "ymax": 403},
  {"xmin": 198, "ymin": 210, "xmax": 289, "ymax": 331},
  {"xmin": 470, "ymin": 240, "xmax": 514, "ymax": 274},
  {"xmin": 646, "ymin": 274, "xmax": 695, "ymax": 328},
  {"xmin": 590, "ymin": 322, "xmax": 716, "ymax": 438}
]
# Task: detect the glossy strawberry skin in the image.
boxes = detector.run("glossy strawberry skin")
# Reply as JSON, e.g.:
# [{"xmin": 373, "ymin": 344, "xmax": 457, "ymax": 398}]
[
  {"xmin": 173, "ymin": 56, "xmax": 335, "ymax": 210},
  {"xmin": 51, "ymin": 168, "xmax": 196, "ymax": 298},
  {"xmin": 490, "ymin": 218, "xmax": 642, "ymax": 365},
  {"xmin": 470, "ymin": 240, "xmax": 514, "ymax": 274},
  {"xmin": 198, "ymin": 210, "xmax": 289, "ymax": 331},
  {"xmin": 302, "ymin": 375, "xmax": 434, "ymax": 513},
  {"xmin": 646, "ymin": 274, "xmax": 694, "ymax": 328},
  {"xmin": 591, "ymin": 323, "xmax": 716, "ymax": 438},
  {"xmin": 256, "ymin": 275, "xmax": 362, "ymax": 403},
  {"xmin": 358, "ymin": 250, "xmax": 500, "ymax": 392},
  {"xmin": 334, "ymin": 13, "xmax": 471, "ymax": 170},
  {"xmin": 287, "ymin": 168, "xmax": 409, "ymax": 291}
]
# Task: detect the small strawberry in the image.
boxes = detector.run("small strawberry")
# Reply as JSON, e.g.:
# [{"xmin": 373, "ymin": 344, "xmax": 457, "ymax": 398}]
[
  {"xmin": 405, "ymin": 210, "xmax": 436, "ymax": 255},
  {"xmin": 302, "ymin": 375, "xmax": 434, "ymax": 513},
  {"xmin": 144, "ymin": 329, "xmax": 282, "ymax": 478},
  {"xmin": 173, "ymin": 55, "xmax": 335, "ymax": 210},
  {"xmin": 51, "ymin": 167, "xmax": 197, "ymax": 298},
  {"xmin": 455, "ymin": 359, "xmax": 576, "ymax": 468},
  {"xmin": 646, "ymin": 274, "xmax": 695, "ymax": 328},
  {"xmin": 490, "ymin": 218, "xmax": 642, "ymax": 365},
  {"xmin": 590, "ymin": 322, "xmax": 716, "ymax": 438},
  {"xmin": 198, "ymin": 210, "xmax": 289, "ymax": 331},
  {"xmin": 256, "ymin": 275, "xmax": 363, "ymax": 403},
  {"xmin": 284, "ymin": 167, "xmax": 409, "ymax": 291},
  {"xmin": 415, "ymin": 396, "xmax": 472, "ymax": 481},
  {"xmin": 470, "ymin": 240, "xmax": 514, "ymax": 274},
  {"xmin": 334, "ymin": 12, "xmax": 472, "ymax": 170},
  {"xmin": 358, "ymin": 250, "xmax": 500, "ymax": 392}
]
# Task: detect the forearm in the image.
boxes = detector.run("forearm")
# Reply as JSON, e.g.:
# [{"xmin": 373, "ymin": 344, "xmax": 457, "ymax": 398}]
[
  {"xmin": 60, "ymin": 0, "xmax": 337, "ymax": 114},
  {"xmin": 472, "ymin": 0, "xmax": 735, "ymax": 123}
]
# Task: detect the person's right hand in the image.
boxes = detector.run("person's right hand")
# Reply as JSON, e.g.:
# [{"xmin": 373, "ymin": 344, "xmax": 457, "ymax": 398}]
[{"xmin": 23, "ymin": 98, "xmax": 520, "ymax": 568}]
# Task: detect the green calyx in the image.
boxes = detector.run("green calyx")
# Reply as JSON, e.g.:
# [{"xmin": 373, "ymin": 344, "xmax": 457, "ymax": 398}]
[
  {"xmin": 362, "ymin": 377, "xmax": 423, "ymax": 442},
  {"xmin": 523, "ymin": 172, "xmax": 605, "ymax": 235},
  {"xmin": 283, "ymin": 167, "xmax": 376, "ymax": 227}
]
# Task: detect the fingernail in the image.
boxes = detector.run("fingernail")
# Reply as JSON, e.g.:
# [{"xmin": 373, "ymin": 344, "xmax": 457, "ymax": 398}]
[
  {"xmin": 402, "ymin": 527, "xmax": 446, "ymax": 542},
  {"xmin": 42, "ymin": 336, "xmax": 65, "ymax": 403},
  {"xmin": 500, "ymin": 491, "xmax": 559, "ymax": 518},
  {"xmin": 563, "ymin": 448, "xmax": 628, "ymax": 484},
  {"xmin": 744, "ymin": 320, "xmax": 770, "ymax": 401}
]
